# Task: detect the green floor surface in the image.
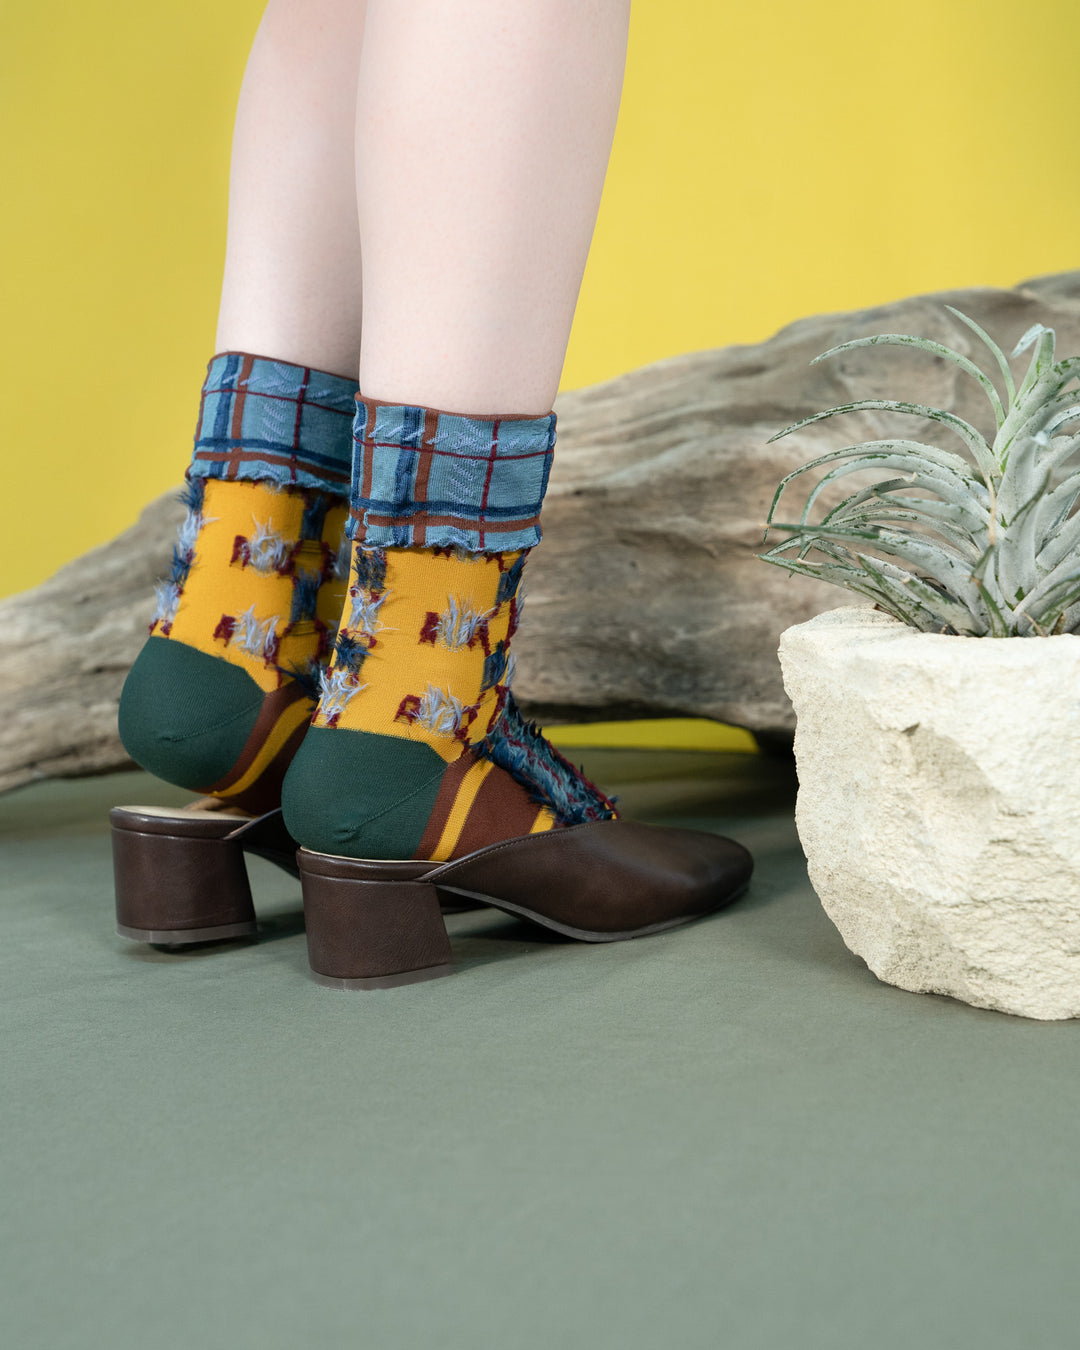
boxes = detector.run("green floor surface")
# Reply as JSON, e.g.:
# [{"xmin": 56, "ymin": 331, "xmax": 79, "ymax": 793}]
[{"xmin": 2, "ymin": 750, "xmax": 1079, "ymax": 1350}]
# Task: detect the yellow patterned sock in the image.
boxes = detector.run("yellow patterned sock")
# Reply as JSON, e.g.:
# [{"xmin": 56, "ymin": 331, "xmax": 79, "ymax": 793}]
[
  {"xmin": 120, "ymin": 352, "xmax": 358, "ymax": 813},
  {"xmin": 282, "ymin": 541, "xmax": 620, "ymax": 861},
  {"xmin": 281, "ymin": 394, "xmax": 617, "ymax": 859},
  {"xmin": 120, "ymin": 477, "xmax": 347, "ymax": 813}
]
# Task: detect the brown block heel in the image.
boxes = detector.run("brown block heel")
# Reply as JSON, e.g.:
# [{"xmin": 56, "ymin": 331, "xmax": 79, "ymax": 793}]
[
  {"xmin": 111, "ymin": 805, "xmax": 299, "ymax": 945},
  {"xmin": 299, "ymin": 855, "xmax": 455, "ymax": 989}
]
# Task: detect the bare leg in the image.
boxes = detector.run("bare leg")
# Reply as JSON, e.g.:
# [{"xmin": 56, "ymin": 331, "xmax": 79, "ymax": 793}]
[
  {"xmin": 355, "ymin": 0, "xmax": 630, "ymax": 414},
  {"xmin": 216, "ymin": 0, "xmax": 367, "ymax": 378}
]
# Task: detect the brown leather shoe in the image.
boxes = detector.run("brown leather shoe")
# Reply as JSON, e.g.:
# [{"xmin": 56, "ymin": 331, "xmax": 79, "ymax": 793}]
[
  {"xmin": 111, "ymin": 803, "xmax": 297, "ymax": 944},
  {"xmin": 111, "ymin": 800, "xmax": 482, "ymax": 946},
  {"xmin": 298, "ymin": 820, "xmax": 753, "ymax": 989}
]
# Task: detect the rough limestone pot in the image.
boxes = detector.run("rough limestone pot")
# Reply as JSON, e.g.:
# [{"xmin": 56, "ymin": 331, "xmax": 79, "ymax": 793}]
[{"xmin": 778, "ymin": 606, "xmax": 1080, "ymax": 1020}]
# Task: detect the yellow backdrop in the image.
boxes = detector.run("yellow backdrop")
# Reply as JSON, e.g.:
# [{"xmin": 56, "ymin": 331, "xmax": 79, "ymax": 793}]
[{"xmin": 2, "ymin": 0, "xmax": 1078, "ymax": 602}]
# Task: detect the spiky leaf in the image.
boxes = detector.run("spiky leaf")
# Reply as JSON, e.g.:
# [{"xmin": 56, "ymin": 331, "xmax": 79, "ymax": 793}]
[{"xmin": 760, "ymin": 308, "xmax": 1080, "ymax": 636}]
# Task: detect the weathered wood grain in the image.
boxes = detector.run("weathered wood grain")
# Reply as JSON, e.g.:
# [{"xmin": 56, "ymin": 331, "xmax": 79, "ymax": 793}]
[{"xmin": 4, "ymin": 271, "xmax": 1078, "ymax": 791}]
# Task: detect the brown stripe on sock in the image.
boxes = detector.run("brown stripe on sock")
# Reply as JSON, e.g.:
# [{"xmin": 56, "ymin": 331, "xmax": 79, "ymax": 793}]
[
  {"xmin": 359, "ymin": 398, "xmax": 377, "ymax": 514},
  {"xmin": 192, "ymin": 448, "xmax": 351, "ymax": 486},
  {"xmin": 357, "ymin": 394, "xmax": 554, "ymax": 422},
  {"xmin": 291, "ymin": 367, "xmax": 310, "ymax": 452},
  {"xmin": 221, "ymin": 712, "xmax": 310, "ymax": 817},
  {"xmin": 360, "ymin": 510, "xmax": 542, "ymax": 535},
  {"xmin": 476, "ymin": 418, "xmax": 500, "ymax": 552},
  {"xmin": 450, "ymin": 761, "xmax": 544, "ymax": 860},
  {"xmin": 227, "ymin": 353, "xmax": 255, "ymax": 480},
  {"xmin": 200, "ymin": 680, "xmax": 310, "ymax": 796},
  {"xmin": 412, "ymin": 753, "xmax": 477, "ymax": 860},
  {"xmin": 412, "ymin": 408, "xmax": 439, "ymax": 548}
]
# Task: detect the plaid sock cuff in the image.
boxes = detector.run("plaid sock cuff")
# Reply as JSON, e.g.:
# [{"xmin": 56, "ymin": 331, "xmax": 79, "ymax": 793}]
[
  {"xmin": 189, "ymin": 352, "xmax": 357, "ymax": 493},
  {"xmin": 347, "ymin": 397, "xmax": 556, "ymax": 553}
]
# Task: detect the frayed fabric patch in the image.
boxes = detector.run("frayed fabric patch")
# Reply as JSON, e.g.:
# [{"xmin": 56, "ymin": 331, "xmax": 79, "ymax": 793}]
[
  {"xmin": 495, "ymin": 552, "xmax": 526, "ymax": 605},
  {"xmin": 333, "ymin": 630, "xmax": 371, "ymax": 674},
  {"xmin": 214, "ymin": 604, "xmax": 281, "ymax": 672},
  {"xmin": 289, "ymin": 566, "xmax": 322, "ymax": 624},
  {"xmin": 180, "ymin": 477, "xmax": 206, "ymax": 513},
  {"xmin": 241, "ymin": 519, "xmax": 294, "ymax": 574},
  {"xmin": 317, "ymin": 666, "xmax": 365, "ymax": 726},
  {"xmin": 149, "ymin": 479, "xmax": 216, "ymax": 634},
  {"xmin": 351, "ymin": 545, "xmax": 388, "ymax": 591},
  {"xmin": 347, "ymin": 586, "xmax": 389, "ymax": 639},
  {"xmin": 396, "ymin": 685, "xmax": 478, "ymax": 739},
  {"xmin": 420, "ymin": 597, "xmax": 492, "ymax": 653},
  {"xmin": 150, "ymin": 580, "xmax": 182, "ymax": 633},
  {"xmin": 480, "ymin": 641, "xmax": 514, "ymax": 692},
  {"xmin": 279, "ymin": 655, "xmax": 327, "ymax": 704},
  {"xmin": 301, "ymin": 493, "xmax": 330, "ymax": 541},
  {"xmin": 478, "ymin": 694, "xmax": 617, "ymax": 825}
]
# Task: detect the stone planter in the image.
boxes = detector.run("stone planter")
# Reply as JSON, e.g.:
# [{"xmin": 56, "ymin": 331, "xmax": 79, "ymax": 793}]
[{"xmin": 778, "ymin": 605, "xmax": 1080, "ymax": 1020}]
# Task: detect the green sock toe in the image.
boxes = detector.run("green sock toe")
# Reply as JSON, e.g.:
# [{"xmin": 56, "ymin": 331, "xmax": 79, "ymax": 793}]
[
  {"xmin": 118, "ymin": 636, "xmax": 266, "ymax": 790},
  {"xmin": 282, "ymin": 725, "xmax": 446, "ymax": 859}
]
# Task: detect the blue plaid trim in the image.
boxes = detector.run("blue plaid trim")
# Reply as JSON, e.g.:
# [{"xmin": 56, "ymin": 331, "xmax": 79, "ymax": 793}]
[
  {"xmin": 347, "ymin": 399, "xmax": 555, "ymax": 553},
  {"xmin": 189, "ymin": 353, "xmax": 357, "ymax": 492}
]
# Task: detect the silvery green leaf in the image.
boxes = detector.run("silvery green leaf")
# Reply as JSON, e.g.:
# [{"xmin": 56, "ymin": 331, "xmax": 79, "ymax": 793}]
[
  {"xmin": 792, "ymin": 442, "xmax": 990, "ymax": 525},
  {"xmin": 1012, "ymin": 327, "xmax": 1057, "ymax": 404},
  {"xmin": 790, "ymin": 463, "xmax": 989, "ymax": 532},
  {"xmin": 771, "ymin": 435, "xmax": 975, "ymax": 480},
  {"xmin": 994, "ymin": 488, "xmax": 1050, "ymax": 604},
  {"xmin": 1011, "ymin": 323, "xmax": 1054, "ymax": 365},
  {"xmin": 1012, "ymin": 323, "xmax": 1050, "ymax": 357},
  {"xmin": 1035, "ymin": 506, "xmax": 1080, "ymax": 573},
  {"xmin": 1032, "ymin": 490, "xmax": 1079, "ymax": 551},
  {"xmin": 770, "ymin": 533, "xmax": 981, "ymax": 631},
  {"xmin": 1012, "ymin": 546, "xmax": 1080, "ymax": 614},
  {"xmin": 996, "ymin": 354, "xmax": 1068, "ymax": 454},
  {"xmin": 969, "ymin": 545, "xmax": 1013, "ymax": 636},
  {"xmin": 809, "ymin": 333, "xmax": 1005, "ymax": 427},
  {"xmin": 860, "ymin": 491, "xmax": 988, "ymax": 541},
  {"xmin": 1058, "ymin": 599, "xmax": 1080, "ymax": 633},
  {"xmin": 853, "ymin": 554, "xmax": 983, "ymax": 633},
  {"xmin": 945, "ymin": 305, "xmax": 1016, "ymax": 402},
  {"xmin": 825, "ymin": 504, "xmax": 983, "ymax": 561},
  {"xmin": 764, "ymin": 547, "xmax": 928, "ymax": 626},
  {"xmin": 1005, "ymin": 392, "xmax": 1080, "ymax": 454},
  {"xmin": 814, "ymin": 491, "xmax": 984, "ymax": 554},
  {"xmin": 1032, "ymin": 465, "xmax": 1080, "ymax": 528},
  {"xmin": 768, "ymin": 400, "xmax": 995, "ymax": 482},
  {"xmin": 1040, "ymin": 401, "xmax": 1080, "ymax": 436},
  {"xmin": 757, "ymin": 307, "xmax": 1080, "ymax": 636},
  {"xmin": 758, "ymin": 539, "xmax": 891, "ymax": 595},
  {"xmin": 789, "ymin": 523, "xmax": 984, "ymax": 612},
  {"xmin": 765, "ymin": 441, "xmax": 990, "ymax": 534},
  {"xmin": 758, "ymin": 548, "xmax": 876, "ymax": 588},
  {"xmin": 996, "ymin": 436, "xmax": 1049, "ymax": 525},
  {"xmin": 1020, "ymin": 569, "xmax": 1080, "ymax": 631}
]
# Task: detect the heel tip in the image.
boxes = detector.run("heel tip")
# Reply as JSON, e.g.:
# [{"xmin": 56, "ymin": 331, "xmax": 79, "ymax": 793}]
[
  {"xmin": 310, "ymin": 962, "xmax": 455, "ymax": 991},
  {"xmin": 116, "ymin": 921, "xmax": 259, "ymax": 946}
]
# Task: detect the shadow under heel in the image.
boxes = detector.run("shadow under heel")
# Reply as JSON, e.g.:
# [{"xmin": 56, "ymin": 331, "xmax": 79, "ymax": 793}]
[
  {"xmin": 298, "ymin": 850, "xmax": 455, "ymax": 989},
  {"xmin": 111, "ymin": 806, "xmax": 299, "ymax": 944}
]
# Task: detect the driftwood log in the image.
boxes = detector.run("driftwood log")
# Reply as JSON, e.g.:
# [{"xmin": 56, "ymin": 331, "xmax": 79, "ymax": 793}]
[{"xmin": 3, "ymin": 270, "xmax": 1080, "ymax": 793}]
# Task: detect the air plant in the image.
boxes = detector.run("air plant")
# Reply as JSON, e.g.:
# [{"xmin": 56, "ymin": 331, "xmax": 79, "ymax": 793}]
[{"xmin": 760, "ymin": 307, "xmax": 1080, "ymax": 636}]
